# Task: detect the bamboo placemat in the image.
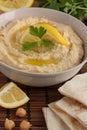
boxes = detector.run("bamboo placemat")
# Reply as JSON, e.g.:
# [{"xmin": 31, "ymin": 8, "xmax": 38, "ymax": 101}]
[{"xmin": 0, "ymin": 63, "xmax": 87, "ymax": 130}]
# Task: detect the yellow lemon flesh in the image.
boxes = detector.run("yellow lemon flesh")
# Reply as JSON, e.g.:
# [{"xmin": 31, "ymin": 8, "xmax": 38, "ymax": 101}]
[
  {"xmin": 0, "ymin": 0, "xmax": 34, "ymax": 12},
  {"xmin": 0, "ymin": 82, "xmax": 29, "ymax": 108},
  {"xmin": 37, "ymin": 23, "xmax": 68, "ymax": 46}
]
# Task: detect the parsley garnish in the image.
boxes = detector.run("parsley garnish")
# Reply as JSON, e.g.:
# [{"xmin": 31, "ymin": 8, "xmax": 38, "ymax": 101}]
[
  {"xmin": 22, "ymin": 42, "xmax": 38, "ymax": 51},
  {"xmin": 22, "ymin": 26, "xmax": 53, "ymax": 51},
  {"xmin": 41, "ymin": 0, "xmax": 87, "ymax": 20},
  {"xmin": 30, "ymin": 26, "xmax": 47, "ymax": 38},
  {"xmin": 41, "ymin": 40, "xmax": 53, "ymax": 47}
]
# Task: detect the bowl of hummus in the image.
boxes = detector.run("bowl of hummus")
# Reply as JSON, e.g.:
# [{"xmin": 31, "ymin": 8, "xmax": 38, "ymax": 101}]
[{"xmin": 0, "ymin": 8, "xmax": 87, "ymax": 86}]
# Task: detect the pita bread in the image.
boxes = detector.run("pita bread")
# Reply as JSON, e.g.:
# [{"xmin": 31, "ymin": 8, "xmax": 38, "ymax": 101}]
[
  {"xmin": 48, "ymin": 102, "xmax": 87, "ymax": 130},
  {"xmin": 42, "ymin": 107, "xmax": 69, "ymax": 130},
  {"xmin": 58, "ymin": 73, "xmax": 87, "ymax": 107},
  {"xmin": 77, "ymin": 111, "xmax": 87, "ymax": 128},
  {"xmin": 55, "ymin": 97, "xmax": 87, "ymax": 128}
]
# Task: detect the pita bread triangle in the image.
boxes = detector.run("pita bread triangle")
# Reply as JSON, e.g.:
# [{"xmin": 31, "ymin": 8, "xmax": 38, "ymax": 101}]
[
  {"xmin": 58, "ymin": 73, "xmax": 87, "ymax": 107},
  {"xmin": 55, "ymin": 97, "xmax": 87, "ymax": 128},
  {"xmin": 42, "ymin": 107, "xmax": 70, "ymax": 130},
  {"xmin": 49, "ymin": 102, "xmax": 87, "ymax": 130}
]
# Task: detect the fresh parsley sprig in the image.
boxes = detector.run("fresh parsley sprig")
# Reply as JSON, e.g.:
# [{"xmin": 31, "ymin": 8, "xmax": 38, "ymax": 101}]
[
  {"xmin": 41, "ymin": 0, "xmax": 87, "ymax": 20},
  {"xmin": 41, "ymin": 40, "xmax": 53, "ymax": 47},
  {"xmin": 22, "ymin": 26, "xmax": 53, "ymax": 51},
  {"xmin": 22, "ymin": 42, "xmax": 38, "ymax": 51},
  {"xmin": 30, "ymin": 26, "xmax": 47, "ymax": 38}
]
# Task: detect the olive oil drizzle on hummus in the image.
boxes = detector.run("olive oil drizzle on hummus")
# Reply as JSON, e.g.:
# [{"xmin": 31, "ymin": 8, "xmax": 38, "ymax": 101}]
[
  {"xmin": 25, "ymin": 58, "xmax": 58, "ymax": 66},
  {"xmin": 11, "ymin": 25, "xmax": 58, "ymax": 65},
  {"xmin": 0, "ymin": 18, "xmax": 84, "ymax": 72}
]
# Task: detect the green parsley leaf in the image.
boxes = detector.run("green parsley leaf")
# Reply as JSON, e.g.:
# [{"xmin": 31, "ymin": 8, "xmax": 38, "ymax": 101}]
[
  {"xmin": 22, "ymin": 26, "xmax": 53, "ymax": 51},
  {"xmin": 47, "ymin": 0, "xmax": 60, "ymax": 10},
  {"xmin": 84, "ymin": 0, "xmax": 87, "ymax": 7},
  {"xmin": 22, "ymin": 42, "xmax": 38, "ymax": 51},
  {"xmin": 84, "ymin": 10, "xmax": 87, "ymax": 16},
  {"xmin": 41, "ymin": 0, "xmax": 87, "ymax": 21},
  {"xmin": 30, "ymin": 26, "xmax": 47, "ymax": 38},
  {"xmin": 41, "ymin": 40, "xmax": 53, "ymax": 47}
]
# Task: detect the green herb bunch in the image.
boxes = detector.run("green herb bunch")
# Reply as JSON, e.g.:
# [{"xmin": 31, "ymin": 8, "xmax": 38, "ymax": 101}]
[
  {"xmin": 22, "ymin": 26, "xmax": 53, "ymax": 51},
  {"xmin": 41, "ymin": 0, "xmax": 87, "ymax": 20}
]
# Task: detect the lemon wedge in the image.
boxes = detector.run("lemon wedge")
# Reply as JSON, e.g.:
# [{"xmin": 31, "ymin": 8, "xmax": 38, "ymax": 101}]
[
  {"xmin": 19, "ymin": 23, "xmax": 68, "ymax": 46},
  {"xmin": 37, "ymin": 23, "xmax": 68, "ymax": 46},
  {"xmin": 0, "ymin": 82, "xmax": 29, "ymax": 109},
  {"xmin": 0, "ymin": 0, "xmax": 34, "ymax": 12}
]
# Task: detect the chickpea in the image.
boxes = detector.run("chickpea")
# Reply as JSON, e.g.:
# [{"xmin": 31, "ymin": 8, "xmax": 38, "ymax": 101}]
[
  {"xmin": 20, "ymin": 120, "xmax": 32, "ymax": 130},
  {"xmin": 16, "ymin": 107, "xmax": 27, "ymax": 117},
  {"xmin": 4, "ymin": 118, "xmax": 15, "ymax": 130}
]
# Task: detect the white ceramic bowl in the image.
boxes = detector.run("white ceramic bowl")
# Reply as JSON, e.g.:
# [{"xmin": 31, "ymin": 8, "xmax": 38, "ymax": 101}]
[{"xmin": 0, "ymin": 8, "xmax": 87, "ymax": 87}]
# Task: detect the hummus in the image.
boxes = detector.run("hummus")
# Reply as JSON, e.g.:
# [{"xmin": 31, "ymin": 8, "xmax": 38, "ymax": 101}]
[{"xmin": 0, "ymin": 17, "xmax": 84, "ymax": 73}]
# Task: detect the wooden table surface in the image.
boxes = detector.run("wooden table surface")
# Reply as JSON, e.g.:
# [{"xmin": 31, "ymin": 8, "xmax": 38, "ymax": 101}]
[{"xmin": 0, "ymin": 1, "xmax": 87, "ymax": 129}]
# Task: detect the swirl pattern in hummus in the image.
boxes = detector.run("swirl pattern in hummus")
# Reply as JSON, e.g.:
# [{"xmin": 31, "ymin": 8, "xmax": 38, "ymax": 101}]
[{"xmin": 0, "ymin": 17, "xmax": 84, "ymax": 73}]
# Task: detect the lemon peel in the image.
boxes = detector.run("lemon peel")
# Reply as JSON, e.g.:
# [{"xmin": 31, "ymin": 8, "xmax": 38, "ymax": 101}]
[
  {"xmin": 36, "ymin": 23, "xmax": 68, "ymax": 46},
  {"xmin": 0, "ymin": 82, "xmax": 29, "ymax": 108},
  {"xmin": 0, "ymin": 0, "xmax": 34, "ymax": 12}
]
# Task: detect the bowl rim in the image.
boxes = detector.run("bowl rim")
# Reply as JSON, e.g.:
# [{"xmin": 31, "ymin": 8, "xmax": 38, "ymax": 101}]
[
  {"xmin": 0, "ymin": 7, "xmax": 87, "ymax": 76},
  {"xmin": 0, "ymin": 60, "xmax": 86, "ymax": 77}
]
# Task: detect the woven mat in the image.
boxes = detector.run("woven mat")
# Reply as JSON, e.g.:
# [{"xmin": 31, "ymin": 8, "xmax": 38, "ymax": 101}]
[{"xmin": 0, "ymin": 63, "xmax": 87, "ymax": 130}]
